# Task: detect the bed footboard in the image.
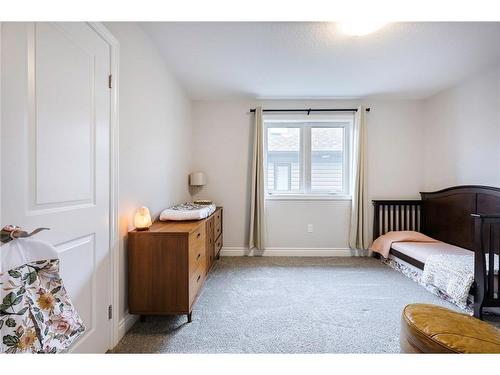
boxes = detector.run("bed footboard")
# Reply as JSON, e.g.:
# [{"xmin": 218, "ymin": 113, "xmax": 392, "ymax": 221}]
[
  {"xmin": 372, "ymin": 200, "xmax": 423, "ymax": 241},
  {"xmin": 472, "ymin": 214, "xmax": 500, "ymax": 319}
]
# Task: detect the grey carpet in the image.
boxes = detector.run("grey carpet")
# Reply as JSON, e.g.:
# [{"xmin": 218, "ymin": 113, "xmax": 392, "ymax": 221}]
[{"xmin": 112, "ymin": 256, "xmax": 466, "ymax": 354}]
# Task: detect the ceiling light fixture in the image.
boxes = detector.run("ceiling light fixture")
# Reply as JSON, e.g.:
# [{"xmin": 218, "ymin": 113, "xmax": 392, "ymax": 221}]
[{"xmin": 339, "ymin": 21, "xmax": 388, "ymax": 36}]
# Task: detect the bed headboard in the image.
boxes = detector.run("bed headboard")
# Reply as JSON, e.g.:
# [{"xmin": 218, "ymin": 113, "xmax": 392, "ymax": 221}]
[{"xmin": 420, "ymin": 185, "xmax": 500, "ymax": 250}]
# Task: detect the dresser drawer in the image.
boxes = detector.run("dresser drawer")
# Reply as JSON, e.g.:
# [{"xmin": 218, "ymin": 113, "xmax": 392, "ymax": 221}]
[
  {"xmin": 189, "ymin": 256, "xmax": 206, "ymax": 305},
  {"xmin": 206, "ymin": 217, "xmax": 214, "ymax": 250},
  {"xmin": 215, "ymin": 234, "xmax": 223, "ymax": 256},
  {"xmin": 205, "ymin": 217, "xmax": 215, "ymax": 272},
  {"xmin": 188, "ymin": 247, "xmax": 206, "ymax": 278},
  {"xmin": 214, "ymin": 210, "xmax": 222, "ymax": 238},
  {"xmin": 189, "ymin": 224, "xmax": 205, "ymax": 254}
]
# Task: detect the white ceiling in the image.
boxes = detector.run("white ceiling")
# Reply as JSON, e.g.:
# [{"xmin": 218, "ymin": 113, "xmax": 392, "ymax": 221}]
[{"xmin": 140, "ymin": 22, "xmax": 500, "ymax": 100}]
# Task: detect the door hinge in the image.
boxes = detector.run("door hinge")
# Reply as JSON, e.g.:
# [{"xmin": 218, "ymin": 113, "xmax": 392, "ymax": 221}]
[
  {"xmin": 108, "ymin": 74, "xmax": 112, "ymax": 89},
  {"xmin": 108, "ymin": 305, "xmax": 113, "ymax": 320}
]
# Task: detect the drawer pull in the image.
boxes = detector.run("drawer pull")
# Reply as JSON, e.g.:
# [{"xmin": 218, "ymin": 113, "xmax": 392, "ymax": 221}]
[
  {"xmin": 217, "ymin": 229, "xmax": 220, "ymax": 232},
  {"xmin": 197, "ymin": 232, "xmax": 201, "ymax": 238},
  {"xmin": 197, "ymin": 274, "xmax": 201, "ymax": 282},
  {"xmin": 197, "ymin": 253, "xmax": 201, "ymax": 260}
]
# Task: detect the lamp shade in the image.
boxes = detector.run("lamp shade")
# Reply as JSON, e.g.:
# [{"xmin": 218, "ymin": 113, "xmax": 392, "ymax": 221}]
[
  {"xmin": 189, "ymin": 172, "xmax": 206, "ymax": 186},
  {"xmin": 134, "ymin": 206, "xmax": 152, "ymax": 230}
]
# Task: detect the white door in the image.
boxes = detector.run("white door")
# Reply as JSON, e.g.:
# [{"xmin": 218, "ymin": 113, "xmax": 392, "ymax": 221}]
[{"xmin": 1, "ymin": 22, "xmax": 112, "ymax": 353}]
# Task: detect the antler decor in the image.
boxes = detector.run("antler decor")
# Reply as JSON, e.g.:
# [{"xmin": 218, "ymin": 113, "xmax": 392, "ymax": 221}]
[{"xmin": 0, "ymin": 225, "xmax": 50, "ymax": 244}]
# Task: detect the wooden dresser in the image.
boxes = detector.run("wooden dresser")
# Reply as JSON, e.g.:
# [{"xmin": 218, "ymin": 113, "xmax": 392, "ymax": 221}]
[{"xmin": 128, "ymin": 207, "xmax": 223, "ymax": 322}]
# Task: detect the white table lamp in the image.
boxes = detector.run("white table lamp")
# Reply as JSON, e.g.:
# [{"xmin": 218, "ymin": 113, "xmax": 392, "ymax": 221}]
[{"xmin": 189, "ymin": 172, "xmax": 206, "ymax": 186}]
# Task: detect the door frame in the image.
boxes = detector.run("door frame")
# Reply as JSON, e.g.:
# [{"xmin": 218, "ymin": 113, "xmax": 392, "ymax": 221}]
[{"xmin": 87, "ymin": 22, "xmax": 121, "ymax": 350}]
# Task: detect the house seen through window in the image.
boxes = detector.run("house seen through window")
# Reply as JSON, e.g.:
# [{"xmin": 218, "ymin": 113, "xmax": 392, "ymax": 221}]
[{"xmin": 265, "ymin": 117, "xmax": 352, "ymax": 197}]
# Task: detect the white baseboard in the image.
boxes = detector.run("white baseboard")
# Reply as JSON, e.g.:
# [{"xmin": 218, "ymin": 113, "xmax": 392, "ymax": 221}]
[
  {"xmin": 116, "ymin": 312, "xmax": 138, "ymax": 344},
  {"xmin": 220, "ymin": 246, "xmax": 354, "ymax": 257}
]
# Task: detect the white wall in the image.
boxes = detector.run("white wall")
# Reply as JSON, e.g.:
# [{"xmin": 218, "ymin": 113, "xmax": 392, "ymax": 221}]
[
  {"xmin": 104, "ymin": 23, "xmax": 192, "ymax": 334},
  {"xmin": 422, "ymin": 64, "xmax": 500, "ymax": 190},
  {"xmin": 191, "ymin": 99, "xmax": 425, "ymax": 251}
]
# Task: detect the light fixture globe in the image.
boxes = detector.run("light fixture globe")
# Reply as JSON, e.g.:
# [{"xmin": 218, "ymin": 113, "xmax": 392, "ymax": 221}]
[{"xmin": 339, "ymin": 21, "xmax": 387, "ymax": 36}]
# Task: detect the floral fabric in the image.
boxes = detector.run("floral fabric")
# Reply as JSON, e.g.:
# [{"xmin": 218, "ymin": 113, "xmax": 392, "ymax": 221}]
[
  {"xmin": 381, "ymin": 257, "xmax": 473, "ymax": 314},
  {"xmin": 1, "ymin": 259, "xmax": 85, "ymax": 353}
]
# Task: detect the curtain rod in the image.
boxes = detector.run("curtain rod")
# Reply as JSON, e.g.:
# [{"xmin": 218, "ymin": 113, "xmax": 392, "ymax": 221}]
[{"xmin": 249, "ymin": 108, "xmax": 370, "ymax": 114}]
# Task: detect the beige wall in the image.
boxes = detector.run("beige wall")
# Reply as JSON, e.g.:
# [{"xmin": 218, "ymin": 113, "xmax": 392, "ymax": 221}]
[
  {"xmin": 104, "ymin": 23, "xmax": 192, "ymax": 331},
  {"xmin": 422, "ymin": 64, "xmax": 500, "ymax": 190},
  {"xmin": 191, "ymin": 99, "xmax": 425, "ymax": 251}
]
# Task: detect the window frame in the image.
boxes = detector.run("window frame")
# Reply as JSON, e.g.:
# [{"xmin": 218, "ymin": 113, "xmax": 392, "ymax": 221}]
[{"xmin": 264, "ymin": 114, "xmax": 353, "ymax": 201}]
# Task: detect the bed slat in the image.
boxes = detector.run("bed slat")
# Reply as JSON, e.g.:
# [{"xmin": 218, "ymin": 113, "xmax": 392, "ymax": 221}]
[
  {"xmin": 372, "ymin": 200, "xmax": 422, "ymax": 240},
  {"xmin": 488, "ymin": 224, "xmax": 495, "ymax": 299}
]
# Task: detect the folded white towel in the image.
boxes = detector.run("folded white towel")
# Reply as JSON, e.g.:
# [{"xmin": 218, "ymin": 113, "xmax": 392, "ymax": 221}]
[{"xmin": 160, "ymin": 202, "xmax": 216, "ymax": 221}]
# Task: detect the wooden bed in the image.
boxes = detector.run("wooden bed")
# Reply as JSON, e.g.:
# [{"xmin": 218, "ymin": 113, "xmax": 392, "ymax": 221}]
[{"xmin": 372, "ymin": 185, "xmax": 500, "ymax": 319}]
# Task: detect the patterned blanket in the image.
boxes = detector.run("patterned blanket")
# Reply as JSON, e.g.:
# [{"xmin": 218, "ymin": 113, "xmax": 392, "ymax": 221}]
[
  {"xmin": 421, "ymin": 255, "xmax": 475, "ymax": 308},
  {"xmin": 421, "ymin": 253, "xmax": 500, "ymax": 309},
  {"xmin": 1, "ymin": 239, "xmax": 85, "ymax": 353}
]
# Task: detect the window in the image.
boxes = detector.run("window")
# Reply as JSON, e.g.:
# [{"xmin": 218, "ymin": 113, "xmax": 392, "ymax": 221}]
[
  {"xmin": 266, "ymin": 127, "xmax": 301, "ymax": 193},
  {"xmin": 311, "ymin": 127, "xmax": 344, "ymax": 193},
  {"xmin": 274, "ymin": 163, "xmax": 292, "ymax": 191},
  {"xmin": 264, "ymin": 117, "xmax": 352, "ymax": 198}
]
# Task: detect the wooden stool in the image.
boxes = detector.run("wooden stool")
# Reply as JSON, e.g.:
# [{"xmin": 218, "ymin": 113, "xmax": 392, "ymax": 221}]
[{"xmin": 400, "ymin": 304, "xmax": 500, "ymax": 353}]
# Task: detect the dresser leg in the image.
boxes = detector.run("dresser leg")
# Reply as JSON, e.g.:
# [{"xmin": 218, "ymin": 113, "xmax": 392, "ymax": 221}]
[{"xmin": 187, "ymin": 312, "xmax": 192, "ymax": 323}]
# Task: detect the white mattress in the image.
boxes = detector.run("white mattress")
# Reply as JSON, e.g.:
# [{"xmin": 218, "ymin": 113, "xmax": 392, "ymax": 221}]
[{"xmin": 391, "ymin": 241, "xmax": 473, "ymax": 265}]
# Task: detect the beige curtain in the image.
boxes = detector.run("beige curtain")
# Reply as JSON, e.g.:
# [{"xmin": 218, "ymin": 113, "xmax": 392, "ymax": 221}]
[
  {"xmin": 349, "ymin": 105, "xmax": 369, "ymax": 253},
  {"xmin": 249, "ymin": 107, "xmax": 266, "ymax": 250}
]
